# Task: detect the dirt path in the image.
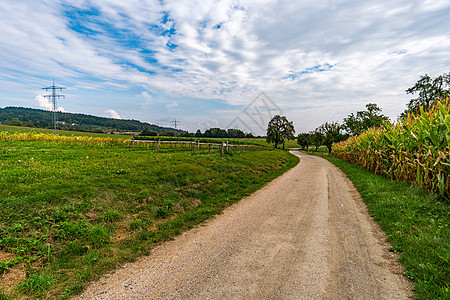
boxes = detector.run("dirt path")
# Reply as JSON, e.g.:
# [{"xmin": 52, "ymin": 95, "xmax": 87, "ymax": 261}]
[{"xmin": 76, "ymin": 151, "xmax": 412, "ymax": 299}]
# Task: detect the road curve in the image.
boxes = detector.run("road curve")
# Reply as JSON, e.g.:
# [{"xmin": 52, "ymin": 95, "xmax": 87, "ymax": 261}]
[{"xmin": 76, "ymin": 151, "xmax": 412, "ymax": 299}]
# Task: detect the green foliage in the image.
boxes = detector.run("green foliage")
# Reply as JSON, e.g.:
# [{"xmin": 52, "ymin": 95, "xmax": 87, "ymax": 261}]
[
  {"xmin": 334, "ymin": 99, "xmax": 450, "ymax": 199},
  {"xmin": 140, "ymin": 128, "xmax": 158, "ymax": 136},
  {"xmin": 8, "ymin": 118, "xmax": 22, "ymax": 126},
  {"xmin": 0, "ymin": 290, "xmax": 12, "ymax": 300},
  {"xmin": 405, "ymin": 73, "xmax": 450, "ymax": 114},
  {"xmin": 266, "ymin": 115, "xmax": 295, "ymax": 149},
  {"xmin": 0, "ymin": 106, "xmax": 181, "ymax": 135},
  {"xmin": 193, "ymin": 127, "xmax": 253, "ymax": 138},
  {"xmin": 98, "ymin": 210, "xmax": 121, "ymax": 223},
  {"xmin": 18, "ymin": 273, "xmax": 53, "ymax": 296},
  {"xmin": 317, "ymin": 121, "xmax": 347, "ymax": 153},
  {"xmin": 297, "ymin": 133, "xmax": 310, "ymax": 150},
  {"xmin": 318, "ymin": 154, "xmax": 449, "ymax": 300},
  {"xmin": 343, "ymin": 103, "xmax": 389, "ymax": 136},
  {"xmin": 89, "ymin": 225, "xmax": 110, "ymax": 249},
  {"xmin": 203, "ymin": 127, "xmax": 228, "ymax": 138},
  {"xmin": 308, "ymin": 130, "xmax": 324, "ymax": 151}
]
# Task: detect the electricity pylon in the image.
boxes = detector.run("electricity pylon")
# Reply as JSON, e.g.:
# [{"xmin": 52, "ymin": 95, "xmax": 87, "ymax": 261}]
[{"xmin": 42, "ymin": 81, "xmax": 66, "ymax": 134}]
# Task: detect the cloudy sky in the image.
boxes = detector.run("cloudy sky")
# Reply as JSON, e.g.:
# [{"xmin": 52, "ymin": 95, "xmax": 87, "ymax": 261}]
[{"xmin": 0, "ymin": 0, "xmax": 449, "ymax": 135}]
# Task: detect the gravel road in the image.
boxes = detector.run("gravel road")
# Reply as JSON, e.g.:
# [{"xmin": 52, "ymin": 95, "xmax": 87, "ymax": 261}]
[{"xmin": 76, "ymin": 151, "xmax": 412, "ymax": 299}]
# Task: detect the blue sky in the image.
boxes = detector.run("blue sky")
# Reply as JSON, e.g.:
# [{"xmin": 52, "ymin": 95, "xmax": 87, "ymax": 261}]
[{"xmin": 0, "ymin": 0, "xmax": 449, "ymax": 135}]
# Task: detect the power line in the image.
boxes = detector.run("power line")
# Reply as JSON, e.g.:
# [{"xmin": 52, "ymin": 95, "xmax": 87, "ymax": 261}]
[
  {"xmin": 171, "ymin": 119, "xmax": 180, "ymax": 129},
  {"xmin": 42, "ymin": 81, "xmax": 66, "ymax": 135}
]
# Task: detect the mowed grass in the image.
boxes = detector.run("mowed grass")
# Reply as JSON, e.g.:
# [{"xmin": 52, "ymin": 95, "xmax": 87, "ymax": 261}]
[
  {"xmin": 0, "ymin": 138, "xmax": 298, "ymax": 299},
  {"xmin": 315, "ymin": 153, "xmax": 449, "ymax": 300}
]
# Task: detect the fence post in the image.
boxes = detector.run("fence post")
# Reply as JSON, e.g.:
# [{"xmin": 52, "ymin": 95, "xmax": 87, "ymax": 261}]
[{"xmin": 221, "ymin": 142, "xmax": 225, "ymax": 156}]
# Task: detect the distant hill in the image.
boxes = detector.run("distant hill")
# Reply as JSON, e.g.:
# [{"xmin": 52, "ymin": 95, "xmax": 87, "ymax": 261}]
[{"xmin": 0, "ymin": 107, "xmax": 182, "ymax": 135}]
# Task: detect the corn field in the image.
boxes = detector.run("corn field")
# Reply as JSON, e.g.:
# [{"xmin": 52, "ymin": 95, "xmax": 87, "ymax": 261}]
[{"xmin": 333, "ymin": 100, "xmax": 450, "ymax": 200}]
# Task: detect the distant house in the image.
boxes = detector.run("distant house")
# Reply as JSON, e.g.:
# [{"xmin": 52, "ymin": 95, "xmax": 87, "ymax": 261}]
[{"xmin": 55, "ymin": 121, "xmax": 66, "ymax": 125}]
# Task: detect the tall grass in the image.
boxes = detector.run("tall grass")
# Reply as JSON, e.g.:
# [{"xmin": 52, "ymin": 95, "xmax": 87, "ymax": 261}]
[
  {"xmin": 0, "ymin": 131, "xmax": 126, "ymax": 145},
  {"xmin": 333, "ymin": 100, "xmax": 450, "ymax": 200}
]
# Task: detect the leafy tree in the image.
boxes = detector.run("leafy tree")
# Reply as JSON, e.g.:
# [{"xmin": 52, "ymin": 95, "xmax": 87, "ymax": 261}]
[
  {"xmin": 343, "ymin": 103, "xmax": 389, "ymax": 136},
  {"xmin": 204, "ymin": 128, "xmax": 227, "ymax": 138},
  {"xmin": 297, "ymin": 133, "xmax": 310, "ymax": 150},
  {"xmin": 180, "ymin": 131, "xmax": 194, "ymax": 137},
  {"xmin": 309, "ymin": 130, "xmax": 324, "ymax": 151},
  {"xmin": 9, "ymin": 117, "xmax": 22, "ymax": 126},
  {"xmin": 195, "ymin": 129, "xmax": 203, "ymax": 137},
  {"xmin": 280, "ymin": 118, "xmax": 295, "ymax": 149},
  {"xmin": 405, "ymin": 73, "xmax": 450, "ymax": 114},
  {"xmin": 140, "ymin": 128, "xmax": 158, "ymax": 136},
  {"xmin": 227, "ymin": 128, "xmax": 246, "ymax": 138},
  {"xmin": 25, "ymin": 120, "xmax": 34, "ymax": 127},
  {"xmin": 317, "ymin": 121, "xmax": 346, "ymax": 154},
  {"xmin": 266, "ymin": 115, "xmax": 295, "ymax": 149}
]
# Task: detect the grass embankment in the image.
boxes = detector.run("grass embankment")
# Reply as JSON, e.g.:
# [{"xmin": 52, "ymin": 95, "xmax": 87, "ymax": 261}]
[
  {"xmin": 0, "ymin": 133, "xmax": 298, "ymax": 299},
  {"xmin": 315, "ymin": 153, "xmax": 449, "ymax": 300}
]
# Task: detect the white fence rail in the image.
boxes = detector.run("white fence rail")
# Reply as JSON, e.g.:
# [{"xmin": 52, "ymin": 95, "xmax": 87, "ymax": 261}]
[{"xmin": 130, "ymin": 138, "xmax": 266, "ymax": 155}]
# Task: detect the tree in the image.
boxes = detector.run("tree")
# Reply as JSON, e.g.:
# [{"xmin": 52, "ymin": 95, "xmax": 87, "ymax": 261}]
[
  {"xmin": 195, "ymin": 129, "xmax": 203, "ymax": 137},
  {"xmin": 280, "ymin": 117, "xmax": 295, "ymax": 149},
  {"xmin": 297, "ymin": 133, "xmax": 310, "ymax": 150},
  {"xmin": 317, "ymin": 121, "xmax": 346, "ymax": 154},
  {"xmin": 343, "ymin": 103, "xmax": 389, "ymax": 136},
  {"xmin": 405, "ymin": 73, "xmax": 450, "ymax": 114},
  {"xmin": 9, "ymin": 118, "xmax": 22, "ymax": 126},
  {"xmin": 180, "ymin": 131, "xmax": 194, "ymax": 137},
  {"xmin": 227, "ymin": 128, "xmax": 246, "ymax": 138},
  {"xmin": 140, "ymin": 128, "xmax": 158, "ymax": 136},
  {"xmin": 266, "ymin": 115, "xmax": 295, "ymax": 149},
  {"xmin": 204, "ymin": 128, "xmax": 227, "ymax": 138},
  {"xmin": 309, "ymin": 129, "xmax": 324, "ymax": 151}
]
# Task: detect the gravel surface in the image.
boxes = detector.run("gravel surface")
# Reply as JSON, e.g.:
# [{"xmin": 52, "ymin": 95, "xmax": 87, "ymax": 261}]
[{"xmin": 76, "ymin": 151, "xmax": 412, "ymax": 299}]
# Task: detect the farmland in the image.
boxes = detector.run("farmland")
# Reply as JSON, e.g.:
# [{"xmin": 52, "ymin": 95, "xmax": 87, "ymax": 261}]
[
  {"xmin": 0, "ymin": 129, "xmax": 298, "ymax": 299},
  {"xmin": 333, "ymin": 100, "xmax": 450, "ymax": 200}
]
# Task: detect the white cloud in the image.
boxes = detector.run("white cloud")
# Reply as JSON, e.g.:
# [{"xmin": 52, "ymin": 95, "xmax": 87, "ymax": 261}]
[
  {"xmin": 165, "ymin": 101, "xmax": 178, "ymax": 109},
  {"xmin": 2, "ymin": 0, "xmax": 450, "ymax": 132},
  {"xmin": 197, "ymin": 118, "xmax": 219, "ymax": 131},
  {"xmin": 35, "ymin": 94, "xmax": 65, "ymax": 112},
  {"xmin": 106, "ymin": 109, "xmax": 121, "ymax": 119},
  {"xmin": 35, "ymin": 95, "xmax": 52, "ymax": 110}
]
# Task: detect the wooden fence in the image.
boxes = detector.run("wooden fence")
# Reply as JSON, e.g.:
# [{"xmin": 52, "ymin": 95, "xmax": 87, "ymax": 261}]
[{"xmin": 129, "ymin": 138, "xmax": 266, "ymax": 155}]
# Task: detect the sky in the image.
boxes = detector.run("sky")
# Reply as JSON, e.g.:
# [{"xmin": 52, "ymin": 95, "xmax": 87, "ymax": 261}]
[{"xmin": 0, "ymin": 0, "xmax": 449, "ymax": 135}]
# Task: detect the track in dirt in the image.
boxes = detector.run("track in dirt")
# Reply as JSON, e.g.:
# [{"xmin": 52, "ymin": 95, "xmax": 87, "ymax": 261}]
[{"xmin": 76, "ymin": 151, "xmax": 412, "ymax": 299}]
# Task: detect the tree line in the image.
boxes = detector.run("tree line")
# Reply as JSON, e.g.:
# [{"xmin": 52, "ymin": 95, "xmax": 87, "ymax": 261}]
[
  {"xmin": 265, "ymin": 72, "xmax": 450, "ymax": 152},
  {"xmin": 0, "ymin": 107, "xmax": 181, "ymax": 135}
]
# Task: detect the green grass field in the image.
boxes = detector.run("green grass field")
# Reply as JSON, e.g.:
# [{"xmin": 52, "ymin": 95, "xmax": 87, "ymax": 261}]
[
  {"xmin": 0, "ymin": 125, "xmax": 302, "ymax": 148},
  {"xmin": 0, "ymin": 130, "xmax": 298, "ymax": 299},
  {"xmin": 315, "ymin": 153, "xmax": 449, "ymax": 300}
]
